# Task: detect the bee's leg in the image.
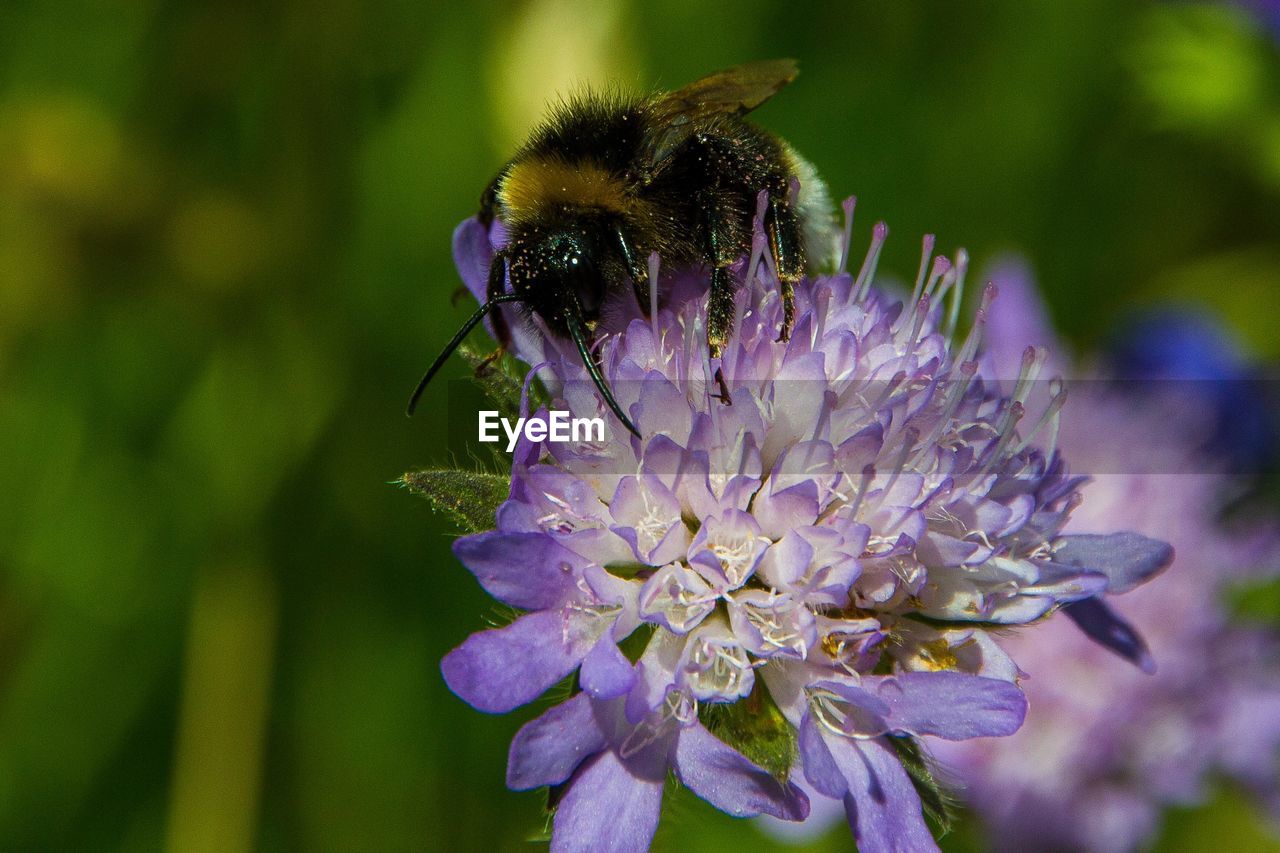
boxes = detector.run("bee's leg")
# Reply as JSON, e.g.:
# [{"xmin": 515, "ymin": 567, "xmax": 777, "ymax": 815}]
[
  {"xmin": 477, "ymin": 250, "xmax": 512, "ymax": 374},
  {"xmin": 707, "ymin": 264, "xmax": 736, "ymax": 359},
  {"xmin": 766, "ymin": 196, "xmax": 805, "ymax": 343},
  {"xmin": 704, "ymin": 206, "xmax": 739, "ymax": 361},
  {"xmin": 613, "ymin": 225, "xmax": 650, "ymax": 315}
]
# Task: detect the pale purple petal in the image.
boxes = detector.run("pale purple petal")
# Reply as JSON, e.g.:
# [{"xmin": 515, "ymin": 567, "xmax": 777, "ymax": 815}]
[
  {"xmin": 551, "ymin": 748, "xmax": 664, "ymax": 853},
  {"xmin": 855, "ymin": 671, "xmax": 1028, "ymax": 739},
  {"xmin": 756, "ymin": 529, "xmax": 814, "ymax": 590},
  {"xmin": 799, "ymin": 712, "xmax": 847, "ymax": 799},
  {"xmin": 687, "ymin": 508, "xmax": 768, "ymax": 589},
  {"xmin": 507, "ymin": 693, "xmax": 607, "ymax": 789},
  {"xmin": 581, "ymin": 632, "xmax": 636, "ymax": 699},
  {"xmin": 441, "ymin": 608, "xmax": 604, "ymax": 713},
  {"xmin": 839, "ymin": 737, "xmax": 938, "ymax": 853},
  {"xmin": 452, "ymin": 531, "xmax": 585, "ymax": 610},
  {"xmin": 672, "ymin": 722, "xmax": 810, "ymax": 820},
  {"xmin": 1062, "ymin": 595, "xmax": 1156, "ymax": 673},
  {"xmin": 452, "ymin": 216, "xmax": 492, "ymax": 304},
  {"xmin": 757, "ymin": 778, "xmax": 847, "ymax": 844},
  {"xmin": 625, "ymin": 627, "xmax": 684, "ymax": 723},
  {"xmin": 1053, "ymin": 532, "xmax": 1175, "ymax": 593}
]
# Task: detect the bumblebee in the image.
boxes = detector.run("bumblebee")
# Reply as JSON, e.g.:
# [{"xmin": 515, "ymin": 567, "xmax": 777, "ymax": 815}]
[{"xmin": 408, "ymin": 59, "xmax": 834, "ymax": 436}]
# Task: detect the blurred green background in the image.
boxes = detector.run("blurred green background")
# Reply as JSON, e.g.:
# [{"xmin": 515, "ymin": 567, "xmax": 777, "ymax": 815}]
[{"xmin": 2, "ymin": 0, "xmax": 1279, "ymax": 850}]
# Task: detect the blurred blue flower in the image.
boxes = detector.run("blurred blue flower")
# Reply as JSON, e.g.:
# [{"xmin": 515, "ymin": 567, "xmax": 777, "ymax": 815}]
[
  {"xmin": 1109, "ymin": 307, "xmax": 1275, "ymax": 475},
  {"xmin": 1235, "ymin": 0, "xmax": 1280, "ymax": 37}
]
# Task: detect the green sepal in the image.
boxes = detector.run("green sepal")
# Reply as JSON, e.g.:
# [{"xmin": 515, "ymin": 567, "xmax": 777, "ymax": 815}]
[
  {"xmin": 698, "ymin": 679, "xmax": 797, "ymax": 781},
  {"xmin": 399, "ymin": 468, "xmax": 508, "ymax": 533},
  {"xmin": 888, "ymin": 734, "xmax": 958, "ymax": 836},
  {"xmin": 457, "ymin": 341, "xmax": 548, "ymax": 418}
]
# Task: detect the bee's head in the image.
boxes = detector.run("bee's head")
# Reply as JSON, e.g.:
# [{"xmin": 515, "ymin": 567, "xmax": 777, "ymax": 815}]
[
  {"xmin": 506, "ymin": 224, "xmax": 608, "ymax": 333},
  {"xmin": 495, "ymin": 218, "xmax": 639, "ymax": 438}
]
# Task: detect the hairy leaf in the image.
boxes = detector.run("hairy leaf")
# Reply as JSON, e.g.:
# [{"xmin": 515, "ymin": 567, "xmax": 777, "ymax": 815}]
[
  {"xmin": 400, "ymin": 468, "xmax": 508, "ymax": 533},
  {"xmin": 889, "ymin": 735, "xmax": 958, "ymax": 835}
]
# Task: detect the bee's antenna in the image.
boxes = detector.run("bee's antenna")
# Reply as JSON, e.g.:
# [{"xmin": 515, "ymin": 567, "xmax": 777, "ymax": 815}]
[
  {"xmin": 406, "ymin": 292, "xmax": 524, "ymax": 417},
  {"xmin": 565, "ymin": 298, "xmax": 641, "ymax": 439}
]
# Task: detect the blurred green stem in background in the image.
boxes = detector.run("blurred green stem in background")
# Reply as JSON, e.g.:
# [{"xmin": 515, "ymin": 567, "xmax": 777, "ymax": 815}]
[{"xmin": 166, "ymin": 558, "xmax": 277, "ymax": 853}]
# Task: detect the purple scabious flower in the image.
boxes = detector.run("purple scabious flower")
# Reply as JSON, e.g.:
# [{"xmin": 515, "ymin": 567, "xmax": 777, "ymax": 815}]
[
  {"xmin": 438, "ymin": 208, "xmax": 1173, "ymax": 852},
  {"xmin": 931, "ymin": 261, "xmax": 1280, "ymax": 853}
]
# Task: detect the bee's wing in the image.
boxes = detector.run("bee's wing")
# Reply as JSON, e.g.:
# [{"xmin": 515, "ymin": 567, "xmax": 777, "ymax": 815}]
[{"xmin": 639, "ymin": 59, "xmax": 799, "ymax": 181}]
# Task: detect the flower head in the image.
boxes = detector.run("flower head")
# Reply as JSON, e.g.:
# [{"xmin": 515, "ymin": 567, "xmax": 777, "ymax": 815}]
[{"xmin": 437, "ymin": 204, "xmax": 1172, "ymax": 852}]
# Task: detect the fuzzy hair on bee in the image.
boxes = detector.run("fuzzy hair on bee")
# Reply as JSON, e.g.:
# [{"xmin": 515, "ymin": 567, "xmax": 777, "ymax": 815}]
[{"xmin": 408, "ymin": 59, "xmax": 836, "ymax": 437}]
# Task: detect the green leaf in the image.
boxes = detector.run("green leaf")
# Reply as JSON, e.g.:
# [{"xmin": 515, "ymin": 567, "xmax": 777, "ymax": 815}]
[
  {"xmin": 698, "ymin": 679, "xmax": 797, "ymax": 781},
  {"xmin": 888, "ymin": 735, "xmax": 958, "ymax": 836},
  {"xmin": 399, "ymin": 468, "xmax": 508, "ymax": 533}
]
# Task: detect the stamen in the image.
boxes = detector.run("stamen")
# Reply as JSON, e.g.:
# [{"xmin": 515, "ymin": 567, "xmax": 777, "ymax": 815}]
[
  {"xmin": 902, "ymin": 253, "xmax": 949, "ymax": 338},
  {"xmin": 909, "ymin": 235, "xmax": 937, "ymax": 308},
  {"xmin": 635, "ymin": 492, "xmax": 675, "ymax": 555},
  {"xmin": 907, "ymin": 292, "xmax": 932, "ymax": 346},
  {"xmin": 838, "ymin": 196, "xmax": 857, "ymax": 275},
  {"xmin": 812, "ymin": 285, "xmax": 831, "ymax": 345},
  {"xmin": 977, "ymin": 400, "xmax": 1025, "ymax": 477},
  {"xmin": 922, "ymin": 256, "xmax": 952, "ymax": 302},
  {"xmin": 760, "ymin": 232, "xmax": 782, "ymax": 285},
  {"xmin": 913, "ymin": 359, "xmax": 978, "ymax": 465},
  {"xmin": 810, "ymin": 390, "xmax": 835, "ymax": 444},
  {"xmin": 846, "ymin": 464, "xmax": 875, "ymax": 520},
  {"xmin": 685, "ymin": 634, "xmax": 753, "ymax": 699},
  {"xmin": 745, "ymin": 226, "xmax": 767, "ymax": 287},
  {"xmin": 1011, "ymin": 346, "xmax": 1045, "ymax": 406},
  {"xmin": 745, "ymin": 190, "xmax": 770, "ymax": 286},
  {"xmin": 953, "ymin": 283, "xmax": 997, "ymax": 367},
  {"xmin": 944, "ymin": 248, "xmax": 969, "ymax": 339},
  {"xmin": 867, "ymin": 370, "xmax": 908, "ymax": 414},
  {"xmin": 521, "ymin": 360, "xmax": 554, "ymax": 419},
  {"xmin": 648, "ymin": 251, "xmax": 661, "ymax": 341},
  {"xmin": 808, "ymin": 687, "xmax": 853, "ymax": 738},
  {"xmin": 745, "ymin": 601, "xmax": 809, "ymax": 658},
  {"xmin": 853, "ymin": 221, "xmax": 889, "ymax": 302},
  {"xmin": 639, "ymin": 563, "xmax": 716, "ymax": 633},
  {"xmin": 879, "ymin": 426, "xmax": 920, "ymax": 503},
  {"xmin": 1016, "ymin": 378, "xmax": 1067, "ymax": 453}
]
